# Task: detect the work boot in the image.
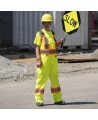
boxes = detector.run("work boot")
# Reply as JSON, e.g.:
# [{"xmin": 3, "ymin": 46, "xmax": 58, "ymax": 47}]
[
  {"xmin": 36, "ymin": 102, "xmax": 44, "ymax": 107},
  {"xmin": 54, "ymin": 100, "xmax": 66, "ymax": 105}
]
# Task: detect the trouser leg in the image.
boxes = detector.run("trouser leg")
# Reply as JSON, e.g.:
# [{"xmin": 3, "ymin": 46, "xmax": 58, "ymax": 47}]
[
  {"xmin": 35, "ymin": 56, "xmax": 49, "ymax": 103},
  {"xmin": 49, "ymin": 56, "xmax": 63, "ymax": 103},
  {"xmin": 35, "ymin": 67, "xmax": 49, "ymax": 103}
]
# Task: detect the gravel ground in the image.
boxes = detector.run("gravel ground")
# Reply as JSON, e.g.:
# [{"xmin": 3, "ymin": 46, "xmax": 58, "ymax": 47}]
[
  {"xmin": 0, "ymin": 49, "xmax": 98, "ymax": 82},
  {"xmin": 0, "ymin": 56, "xmax": 36, "ymax": 82}
]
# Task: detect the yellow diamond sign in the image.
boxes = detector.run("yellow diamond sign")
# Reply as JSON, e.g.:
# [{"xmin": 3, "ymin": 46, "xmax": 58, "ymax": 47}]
[{"xmin": 62, "ymin": 11, "xmax": 81, "ymax": 34}]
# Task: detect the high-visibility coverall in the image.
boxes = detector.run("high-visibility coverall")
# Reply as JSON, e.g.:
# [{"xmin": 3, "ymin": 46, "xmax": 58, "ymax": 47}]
[{"xmin": 34, "ymin": 29, "xmax": 63, "ymax": 103}]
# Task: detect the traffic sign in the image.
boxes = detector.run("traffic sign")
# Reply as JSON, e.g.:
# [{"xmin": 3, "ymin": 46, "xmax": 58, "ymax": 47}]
[{"xmin": 62, "ymin": 11, "xmax": 81, "ymax": 34}]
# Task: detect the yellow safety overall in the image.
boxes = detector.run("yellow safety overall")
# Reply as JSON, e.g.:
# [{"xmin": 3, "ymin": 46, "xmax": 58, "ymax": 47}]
[{"xmin": 34, "ymin": 29, "xmax": 63, "ymax": 103}]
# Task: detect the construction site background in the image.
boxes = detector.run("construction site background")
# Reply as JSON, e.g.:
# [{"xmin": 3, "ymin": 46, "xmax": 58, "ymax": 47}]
[{"xmin": 1, "ymin": 46, "xmax": 98, "ymax": 82}]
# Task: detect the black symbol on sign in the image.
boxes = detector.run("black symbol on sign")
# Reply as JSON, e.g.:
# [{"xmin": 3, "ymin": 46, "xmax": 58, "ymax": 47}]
[{"xmin": 64, "ymin": 15, "xmax": 78, "ymax": 28}]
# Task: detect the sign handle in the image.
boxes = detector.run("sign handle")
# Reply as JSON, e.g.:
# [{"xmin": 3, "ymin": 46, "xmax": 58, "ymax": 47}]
[{"xmin": 60, "ymin": 33, "xmax": 67, "ymax": 48}]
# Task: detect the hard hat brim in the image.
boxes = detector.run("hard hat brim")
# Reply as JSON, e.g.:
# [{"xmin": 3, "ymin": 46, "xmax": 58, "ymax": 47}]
[{"xmin": 41, "ymin": 20, "xmax": 53, "ymax": 22}]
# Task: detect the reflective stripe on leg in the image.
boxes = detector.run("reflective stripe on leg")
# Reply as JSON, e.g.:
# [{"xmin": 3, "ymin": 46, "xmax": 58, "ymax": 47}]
[
  {"xmin": 51, "ymin": 86, "xmax": 61, "ymax": 93},
  {"xmin": 35, "ymin": 88, "xmax": 44, "ymax": 94}
]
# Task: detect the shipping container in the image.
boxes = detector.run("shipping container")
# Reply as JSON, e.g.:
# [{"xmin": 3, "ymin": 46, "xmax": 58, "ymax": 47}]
[
  {"xmin": 13, "ymin": 11, "xmax": 54, "ymax": 48},
  {"xmin": 0, "ymin": 11, "xmax": 90, "ymax": 49},
  {"xmin": 0, "ymin": 11, "xmax": 13, "ymax": 47}
]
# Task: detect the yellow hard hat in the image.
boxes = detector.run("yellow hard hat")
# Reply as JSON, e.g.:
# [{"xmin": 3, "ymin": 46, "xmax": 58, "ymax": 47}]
[{"xmin": 41, "ymin": 14, "xmax": 53, "ymax": 22}]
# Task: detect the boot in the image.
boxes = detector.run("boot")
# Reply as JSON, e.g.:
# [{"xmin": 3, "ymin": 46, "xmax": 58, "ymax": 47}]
[
  {"xmin": 54, "ymin": 100, "xmax": 66, "ymax": 105},
  {"xmin": 36, "ymin": 102, "xmax": 44, "ymax": 107}
]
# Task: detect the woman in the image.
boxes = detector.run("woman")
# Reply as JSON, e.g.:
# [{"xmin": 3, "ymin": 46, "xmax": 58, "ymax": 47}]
[{"xmin": 34, "ymin": 13, "xmax": 66, "ymax": 107}]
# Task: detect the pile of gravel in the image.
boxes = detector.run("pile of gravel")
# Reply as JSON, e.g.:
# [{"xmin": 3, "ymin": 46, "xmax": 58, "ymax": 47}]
[
  {"xmin": 90, "ymin": 49, "xmax": 98, "ymax": 57},
  {"xmin": 0, "ymin": 55, "xmax": 36, "ymax": 81}
]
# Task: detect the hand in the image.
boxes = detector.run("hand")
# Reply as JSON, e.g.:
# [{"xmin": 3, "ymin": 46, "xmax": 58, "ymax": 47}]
[
  {"xmin": 61, "ymin": 38, "xmax": 66, "ymax": 43},
  {"xmin": 37, "ymin": 61, "xmax": 43, "ymax": 68}
]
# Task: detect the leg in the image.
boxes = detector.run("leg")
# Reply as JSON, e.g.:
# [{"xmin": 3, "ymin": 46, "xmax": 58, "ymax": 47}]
[
  {"xmin": 35, "ymin": 55, "xmax": 50, "ymax": 103},
  {"xmin": 49, "ymin": 56, "xmax": 63, "ymax": 103},
  {"xmin": 35, "ymin": 67, "xmax": 49, "ymax": 103}
]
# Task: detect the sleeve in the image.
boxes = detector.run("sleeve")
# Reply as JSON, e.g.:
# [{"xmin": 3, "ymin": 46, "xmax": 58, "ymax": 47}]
[{"xmin": 34, "ymin": 32, "xmax": 41, "ymax": 46}]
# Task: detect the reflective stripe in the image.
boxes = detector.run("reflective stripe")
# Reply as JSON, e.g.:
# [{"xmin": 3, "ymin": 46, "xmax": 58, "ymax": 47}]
[
  {"xmin": 40, "ymin": 50, "xmax": 56, "ymax": 54},
  {"xmin": 43, "ymin": 38, "xmax": 49, "ymax": 49},
  {"xmin": 51, "ymin": 87, "xmax": 61, "ymax": 93},
  {"xmin": 40, "ymin": 31, "xmax": 49, "ymax": 49},
  {"xmin": 35, "ymin": 88, "xmax": 44, "ymax": 94},
  {"xmin": 40, "ymin": 30, "xmax": 57, "ymax": 50}
]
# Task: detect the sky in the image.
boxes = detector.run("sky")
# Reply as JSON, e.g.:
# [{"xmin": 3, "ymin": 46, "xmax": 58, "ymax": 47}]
[{"xmin": 0, "ymin": 0, "xmax": 98, "ymax": 11}]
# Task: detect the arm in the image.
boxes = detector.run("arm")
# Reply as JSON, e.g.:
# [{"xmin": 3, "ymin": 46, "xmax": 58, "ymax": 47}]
[
  {"xmin": 56, "ymin": 38, "xmax": 66, "ymax": 47},
  {"xmin": 53, "ymin": 32, "xmax": 66, "ymax": 48},
  {"xmin": 35, "ymin": 45, "xmax": 42, "ymax": 68}
]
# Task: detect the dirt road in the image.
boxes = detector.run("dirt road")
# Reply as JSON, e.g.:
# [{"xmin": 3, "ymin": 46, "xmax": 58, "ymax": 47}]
[{"xmin": 0, "ymin": 71, "xmax": 98, "ymax": 109}]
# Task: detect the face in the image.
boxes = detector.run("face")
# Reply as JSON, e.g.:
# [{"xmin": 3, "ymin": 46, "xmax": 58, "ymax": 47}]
[{"xmin": 42, "ymin": 22, "xmax": 51, "ymax": 30}]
